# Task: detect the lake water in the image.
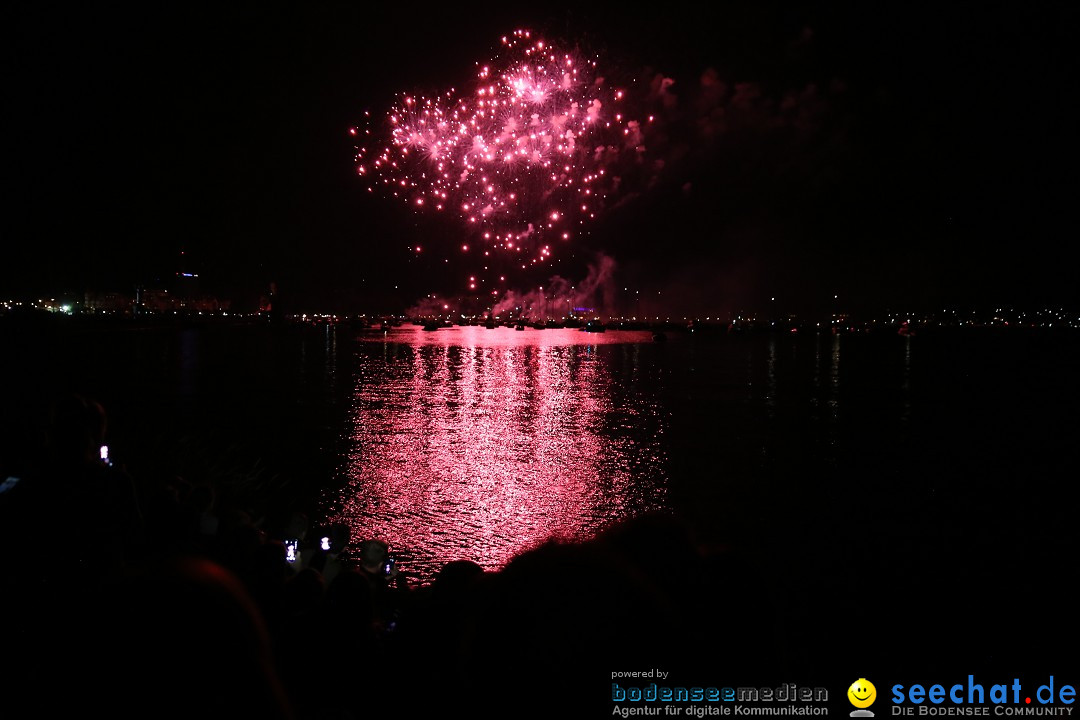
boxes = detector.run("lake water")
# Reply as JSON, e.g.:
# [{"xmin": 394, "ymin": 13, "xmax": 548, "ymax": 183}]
[
  {"xmin": 323, "ymin": 327, "xmax": 670, "ymax": 581},
  {"xmin": 2, "ymin": 319, "xmax": 1076, "ymax": 670}
]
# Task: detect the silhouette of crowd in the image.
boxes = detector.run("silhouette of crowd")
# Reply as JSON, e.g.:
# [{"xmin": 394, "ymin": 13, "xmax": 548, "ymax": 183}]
[{"xmin": 0, "ymin": 395, "xmax": 776, "ymax": 719}]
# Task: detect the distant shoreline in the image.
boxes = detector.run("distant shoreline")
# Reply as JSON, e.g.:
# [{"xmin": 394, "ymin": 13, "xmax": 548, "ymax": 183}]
[{"xmin": 3, "ymin": 307, "xmax": 1079, "ymax": 334}]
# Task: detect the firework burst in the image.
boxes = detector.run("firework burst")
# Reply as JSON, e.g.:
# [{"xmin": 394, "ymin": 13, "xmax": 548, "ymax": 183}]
[{"xmin": 353, "ymin": 30, "xmax": 648, "ymax": 277}]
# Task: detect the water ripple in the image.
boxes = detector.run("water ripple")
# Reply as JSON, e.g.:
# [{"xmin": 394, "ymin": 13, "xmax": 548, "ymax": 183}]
[{"xmin": 322, "ymin": 327, "xmax": 668, "ymax": 585}]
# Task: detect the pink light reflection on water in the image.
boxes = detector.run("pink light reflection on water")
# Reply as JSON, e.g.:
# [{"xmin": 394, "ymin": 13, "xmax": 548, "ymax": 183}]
[{"xmin": 325, "ymin": 327, "xmax": 668, "ymax": 585}]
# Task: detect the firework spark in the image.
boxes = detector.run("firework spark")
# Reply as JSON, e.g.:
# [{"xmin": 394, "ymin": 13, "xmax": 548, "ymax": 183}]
[{"xmin": 354, "ymin": 30, "xmax": 647, "ymax": 274}]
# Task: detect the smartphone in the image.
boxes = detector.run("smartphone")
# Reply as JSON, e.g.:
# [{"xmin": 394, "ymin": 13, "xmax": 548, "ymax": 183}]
[
  {"xmin": 383, "ymin": 557, "xmax": 395, "ymax": 576},
  {"xmin": 99, "ymin": 445, "xmax": 113, "ymax": 467},
  {"xmin": 285, "ymin": 539, "xmax": 299, "ymax": 563},
  {"xmin": 320, "ymin": 536, "xmax": 331, "ymax": 551}
]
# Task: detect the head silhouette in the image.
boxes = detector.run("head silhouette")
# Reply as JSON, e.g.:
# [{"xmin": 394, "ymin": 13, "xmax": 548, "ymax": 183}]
[{"xmin": 50, "ymin": 393, "xmax": 107, "ymax": 466}]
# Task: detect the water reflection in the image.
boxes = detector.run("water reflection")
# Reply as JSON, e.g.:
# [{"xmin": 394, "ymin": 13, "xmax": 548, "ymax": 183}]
[{"xmin": 324, "ymin": 327, "xmax": 668, "ymax": 584}]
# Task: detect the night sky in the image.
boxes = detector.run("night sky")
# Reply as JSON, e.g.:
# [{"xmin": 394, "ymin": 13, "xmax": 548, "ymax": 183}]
[{"xmin": 6, "ymin": 3, "xmax": 1078, "ymax": 316}]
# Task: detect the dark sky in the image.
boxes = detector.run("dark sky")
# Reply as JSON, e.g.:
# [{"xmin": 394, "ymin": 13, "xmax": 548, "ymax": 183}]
[{"xmin": 5, "ymin": 2, "xmax": 1078, "ymax": 316}]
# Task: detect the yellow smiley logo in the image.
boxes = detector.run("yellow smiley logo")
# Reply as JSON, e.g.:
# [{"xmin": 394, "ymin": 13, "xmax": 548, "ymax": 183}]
[{"xmin": 848, "ymin": 679, "xmax": 877, "ymax": 709}]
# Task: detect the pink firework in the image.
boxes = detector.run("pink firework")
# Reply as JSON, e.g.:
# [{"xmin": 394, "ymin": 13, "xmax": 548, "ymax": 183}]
[{"xmin": 354, "ymin": 30, "xmax": 642, "ymax": 269}]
